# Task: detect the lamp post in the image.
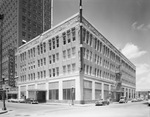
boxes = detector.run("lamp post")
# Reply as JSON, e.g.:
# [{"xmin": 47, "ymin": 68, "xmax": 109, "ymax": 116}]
[
  {"xmin": 71, "ymin": 86, "xmax": 74, "ymax": 105},
  {"xmin": 2, "ymin": 77, "xmax": 6, "ymax": 110}
]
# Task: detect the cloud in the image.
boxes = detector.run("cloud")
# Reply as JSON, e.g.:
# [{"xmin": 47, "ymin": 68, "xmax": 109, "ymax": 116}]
[
  {"xmin": 136, "ymin": 72, "xmax": 150, "ymax": 90},
  {"xmin": 121, "ymin": 43, "xmax": 147, "ymax": 59},
  {"xmin": 132, "ymin": 22, "xmax": 137, "ymax": 30},
  {"xmin": 136, "ymin": 63, "xmax": 150, "ymax": 76},
  {"xmin": 136, "ymin": 63, "xmax": 150, "ymax": 90},
  {"xmin": 132, "ymin": 22, "xmax": 149, "ymax": 31}
]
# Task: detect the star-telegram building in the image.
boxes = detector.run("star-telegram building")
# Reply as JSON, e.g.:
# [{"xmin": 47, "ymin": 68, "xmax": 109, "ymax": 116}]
[{"xmin": 16, "ymin": 13, "xmax": 136, "ymax": 104}]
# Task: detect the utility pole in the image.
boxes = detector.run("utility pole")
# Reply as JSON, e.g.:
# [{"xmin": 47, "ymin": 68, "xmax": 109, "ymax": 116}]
[{"xmin": 0, "ymin": 14, "xmax": 6, "ymax": 110}]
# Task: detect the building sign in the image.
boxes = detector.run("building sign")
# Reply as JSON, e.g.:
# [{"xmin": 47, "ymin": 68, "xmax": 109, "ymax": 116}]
[{"xmin": 8, "ymin": 49, "xmax": 15, "ymax": 87}]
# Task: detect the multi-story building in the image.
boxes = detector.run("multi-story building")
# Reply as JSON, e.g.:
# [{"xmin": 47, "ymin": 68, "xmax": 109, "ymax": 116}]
[
  {"xmin": 16, "ymin": 13, "xmax": 136, "ymax": 103},
  {"xmin": 0, "ymin": 0, "xmax": 53, "ymax": 96}
]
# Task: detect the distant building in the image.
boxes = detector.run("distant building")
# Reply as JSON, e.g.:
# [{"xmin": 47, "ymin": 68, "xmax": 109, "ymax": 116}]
[
  {"xmin": 16, "ymin": 13, "xmax": 136, "ymax": 103},
  {"xmin": 0, "ymin": 0, "xmax": 53, "ymax": 98}
]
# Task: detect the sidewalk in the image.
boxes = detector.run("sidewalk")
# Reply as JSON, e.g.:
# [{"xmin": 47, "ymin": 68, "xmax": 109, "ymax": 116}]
[{"xmin": 0, "ymin": 110, "xmax": 8, "ymax": 114}]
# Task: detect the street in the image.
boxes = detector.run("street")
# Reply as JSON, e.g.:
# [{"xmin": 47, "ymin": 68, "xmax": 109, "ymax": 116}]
[{"xmin": 0, "ymin": 101, "xmax": 150, "ymax": 117}]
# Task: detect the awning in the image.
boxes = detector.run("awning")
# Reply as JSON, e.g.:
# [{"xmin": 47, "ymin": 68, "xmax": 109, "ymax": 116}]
[
  {"xmin": 7, "ymin": 91, "xmax": 18, "ymax": 94},
  {"xmin": 28, "ymin": 89, "xmax": 47, "ymax": 92}
]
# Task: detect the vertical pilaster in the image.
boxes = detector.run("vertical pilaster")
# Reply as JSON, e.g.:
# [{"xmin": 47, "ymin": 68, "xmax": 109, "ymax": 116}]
[
  {"xmin": 59, "ymin": 80, "xmax": 63, "ymax": 100},
  {"xmin": 26, "ymin": 85, "xmax": 28, "ymax": 98},
  {"xmin": 92, "ymin": 81, "xmax": 95, "ymax": 100},
  {"xmin": 101, "ymin": 83, "xmax": 104, "ymax": 99},
  {"xmin": 18, "ymin": 86, "xmax": 20, "ymax": 99},
  {"xmin": 46, "ymin": 82, "xmax": 49, "ymax": 100},
  {"xmin": 124, "ymin": 88, "xmax": 126, "ymax": 97}
]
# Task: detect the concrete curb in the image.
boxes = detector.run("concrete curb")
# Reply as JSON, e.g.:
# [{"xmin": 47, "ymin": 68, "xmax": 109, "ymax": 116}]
[{"xmin": 0, "ymin": 110, "xmax": 8, "ymax": 114}]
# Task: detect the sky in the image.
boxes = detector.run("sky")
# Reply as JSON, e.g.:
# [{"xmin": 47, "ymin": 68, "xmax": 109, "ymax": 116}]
[{"xmin": 53, "ymin": 0, "xmax": 150, "ymax": 91}]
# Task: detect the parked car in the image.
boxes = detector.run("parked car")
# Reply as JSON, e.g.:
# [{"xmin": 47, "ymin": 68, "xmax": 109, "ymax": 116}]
[
  {"xmin": 119, "ymin": 96, "xmax": 127, "ymax": 103},
  {"xmin": 131, "ymin": 98, "xmax": 137, "ymax": 102},
  {"xmin": 147, "ymin": 99, "xmax": 150, "ymax": 106},
  {"xmin": 8, "ymin": 98, "xmax": 17, "ymax": 102},
  {"xmin": 18, "ymin": 98, "xmax": 25, "ymax": 103},
  {"xmin": 25, "ymin": 98, "xmax": 38, "ymax": 104},
  {"xmin": 95, "ymin": 99, "xmax": 109, "ymax": 106}
]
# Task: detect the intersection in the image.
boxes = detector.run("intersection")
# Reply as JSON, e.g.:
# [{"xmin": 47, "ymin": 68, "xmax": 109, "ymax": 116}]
[{"xmin": 0, "ymin": 101, "xmax": 149, "ymax": 117}]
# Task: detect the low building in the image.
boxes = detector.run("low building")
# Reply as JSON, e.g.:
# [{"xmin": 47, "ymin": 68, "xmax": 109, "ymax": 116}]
[{"xmin": 16, "ymin": 13, "xmax": 136, "ymax": 104}]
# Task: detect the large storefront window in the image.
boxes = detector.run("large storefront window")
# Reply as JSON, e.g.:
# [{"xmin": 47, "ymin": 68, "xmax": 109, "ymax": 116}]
[
  {"xmin": 104, "ymin": 84, "xmax": 109, "ymax": 100},
  {"xmin": 49, "ymin": 89, "xmax": 59, "ymax": 100},
  {"xmin": 63, "ymin": 80, "xmax": 75, "ymax": 100},
  {"xmin": 84, "ymin": 80, "xmax": 92, "ymax": 100},
  {"xmin": 95, "ymin": 82, "xmax": 102, "ymax": 100},
  {"xmin": 63, "ymin": 88, "xmax": 75, "ymax": 100},
  {"xmin": 49, "ymin": 82, "xmax": 59, "ymax": 100}
]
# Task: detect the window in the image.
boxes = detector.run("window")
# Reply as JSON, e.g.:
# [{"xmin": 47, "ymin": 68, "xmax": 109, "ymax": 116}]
[
  {"xmin": 44, "ymin": 58, "xmax": 46, "ymax": 65},
  {"xmin": 86, "ymin": 49, "xmax": 89, "ymax": 59},
  {"xmin": 49, "ymin": 89, "xmax": 59, "ymax": 100},
  {"xmin": 67, "ymin": 65, "xmax": 71, "ymax": 73},
  {"xmin": 43, "ymin": 42, "xmax": 46, "ymax": 53},
  {"xmin": 86, "ymin": 65, "xmax": 89, "ymax": 74},
  {"xmin": 72, "ymin": 47, "xmax": 76, "ymax": 57},
  {"xmin": 49, "ymin": 69, "xmax": 51, "ymax": 77},
  {"xmin": 90, "ymin": 66, "xmax": 92, "ymax": 75},
  {"xmin": 28, "ymin": 50, "xmax": 30, "ymax": 58},
  {"xmin": 86, "ymin": 31, "xmax": 89, "ymax": 44},
  {"xmin": 53, "ymin": 54, "xmax": 55, "ymax": 63},
  {"xmin": 49, "ymin": 40, "xmax": 51, "ymax": 50},
  {"xmin": 56, "ymin": 36, "xmax": 59, "ymax": 48},
  {"xmin": 63, "ymin": 66, "xmax": 66, "ymax": 74},
  {"xmin": 53, "ymin": 68, "xmax": 55, "ymax": 77},
  {"xmin": 33, "ymin": 48, "xmax": 35, "ymax": 57},
  {"xmin": 38, "ymin": 60, "xmax": 40, "ymax": 67},
  {"xmin": 41, "ymin": 71, "xmax": 43, "ymax": 78},
  {"xmin": 67, "ymin": 49, "xmax": 71, "ymax": 58},
  {"xmin": 72, "ymin": 63, "xmax": 76, "ymax": 72},
  {"xmin": 82, "ymin": 28, "xmax": 86, "ymax": 42},
  {"xmin": 37, "ymin": 45, "xmax": 40, "ymax": 55},
  {"xmin": 56, "ymin": 67, "xmax": 59, "ymax": 76},
  {"xmin": 63, "ymin": 50, "xmax": 66, "ymax": 59},
  {"xmin": 67, "ymin": 30, "xmax": 71, "ymax": 43},
  {"xmin": 49, "ymin": 56, "xmax": 51, "ymax": 64},
  {"xmin": 95, "ymin": 38, "xmax": 97, "ymax": 49},
  {"xmin": 90, "ymin": 34, "xmax": 93, "ymax": 47},
  {"xmin": 41, "ymin": 59, "xmax": 43, "ymax": 66},
  {"xmin": 40, "ymin": 43, "xmax": 43, "ymax": 54},
  {"xmin": 63, "ymin": 32, "xmax": 66, "ymax": 45},
  {"xmin": 90, "ymin": 51, "xmax": 92, "ymax": 61},
  {"xmin": 63, "ymin": 88, "xmax": 75, "ymax": 100},
  {"xmin": 44, "ymin": 70, "xmax": 46, "ymax": 78},
  {"xmin": 22, "ymin": 31, "xmax": 26, "ymax": 37},
  {"xmin": 72, "ymin": 27, "xmax": 76, "ymax": 41},
  {"xmin": 52, "ymin": 38, "xmax": 55, "ymax": 49},
  {"xmin": 56, "ymin": 53, "xmax": 59, "ymax": 62}
]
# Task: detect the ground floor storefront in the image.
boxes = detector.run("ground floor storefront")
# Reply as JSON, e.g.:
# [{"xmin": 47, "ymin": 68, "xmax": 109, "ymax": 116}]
[{"xmin": 18, "ymin": 76, "xmax": 136, "ymax": 104}]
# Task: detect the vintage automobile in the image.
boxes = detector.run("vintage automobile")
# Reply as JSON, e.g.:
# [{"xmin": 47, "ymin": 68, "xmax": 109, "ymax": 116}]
[
  {"xmin": 119, "ymin": 96, "xmax": 128, "ymax": 103},
  {"xmin": 147, "ymin": 99, "xmax": 150, "ymax": 106},
  {"xmin": 95, "ymin": 99, "xmax": 110, "ymax": 106},
  {"xmin": 25, "ymin": 98, "xmax": 38, "ymax": 104},
  {"xmin": 8, "ymin": 98, "xmax": 17, "ymax": 102},
  {"xmin": 131, "ymin": 98, "xmax": 138, "ymax": 102}
]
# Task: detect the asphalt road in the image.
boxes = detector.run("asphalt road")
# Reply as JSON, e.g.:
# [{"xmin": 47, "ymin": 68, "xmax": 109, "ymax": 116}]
[{"xmin": 0, "ymin": 101, "xmax": 150, "ymax": 117}]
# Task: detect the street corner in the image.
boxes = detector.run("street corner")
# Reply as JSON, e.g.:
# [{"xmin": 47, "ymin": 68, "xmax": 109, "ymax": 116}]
[{"xmin": 0, "ymin": 110, "xmax": 8, "ymax": 114}]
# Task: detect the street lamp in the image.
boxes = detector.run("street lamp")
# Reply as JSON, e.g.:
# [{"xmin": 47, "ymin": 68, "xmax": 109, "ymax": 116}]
[
  {"xmin": 71, "ymin": 86, "xmax": 74, "ymax": 105},
  {"xmin": 2, "ymin": 77, "xmax": 6, "ymax": 110}
]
